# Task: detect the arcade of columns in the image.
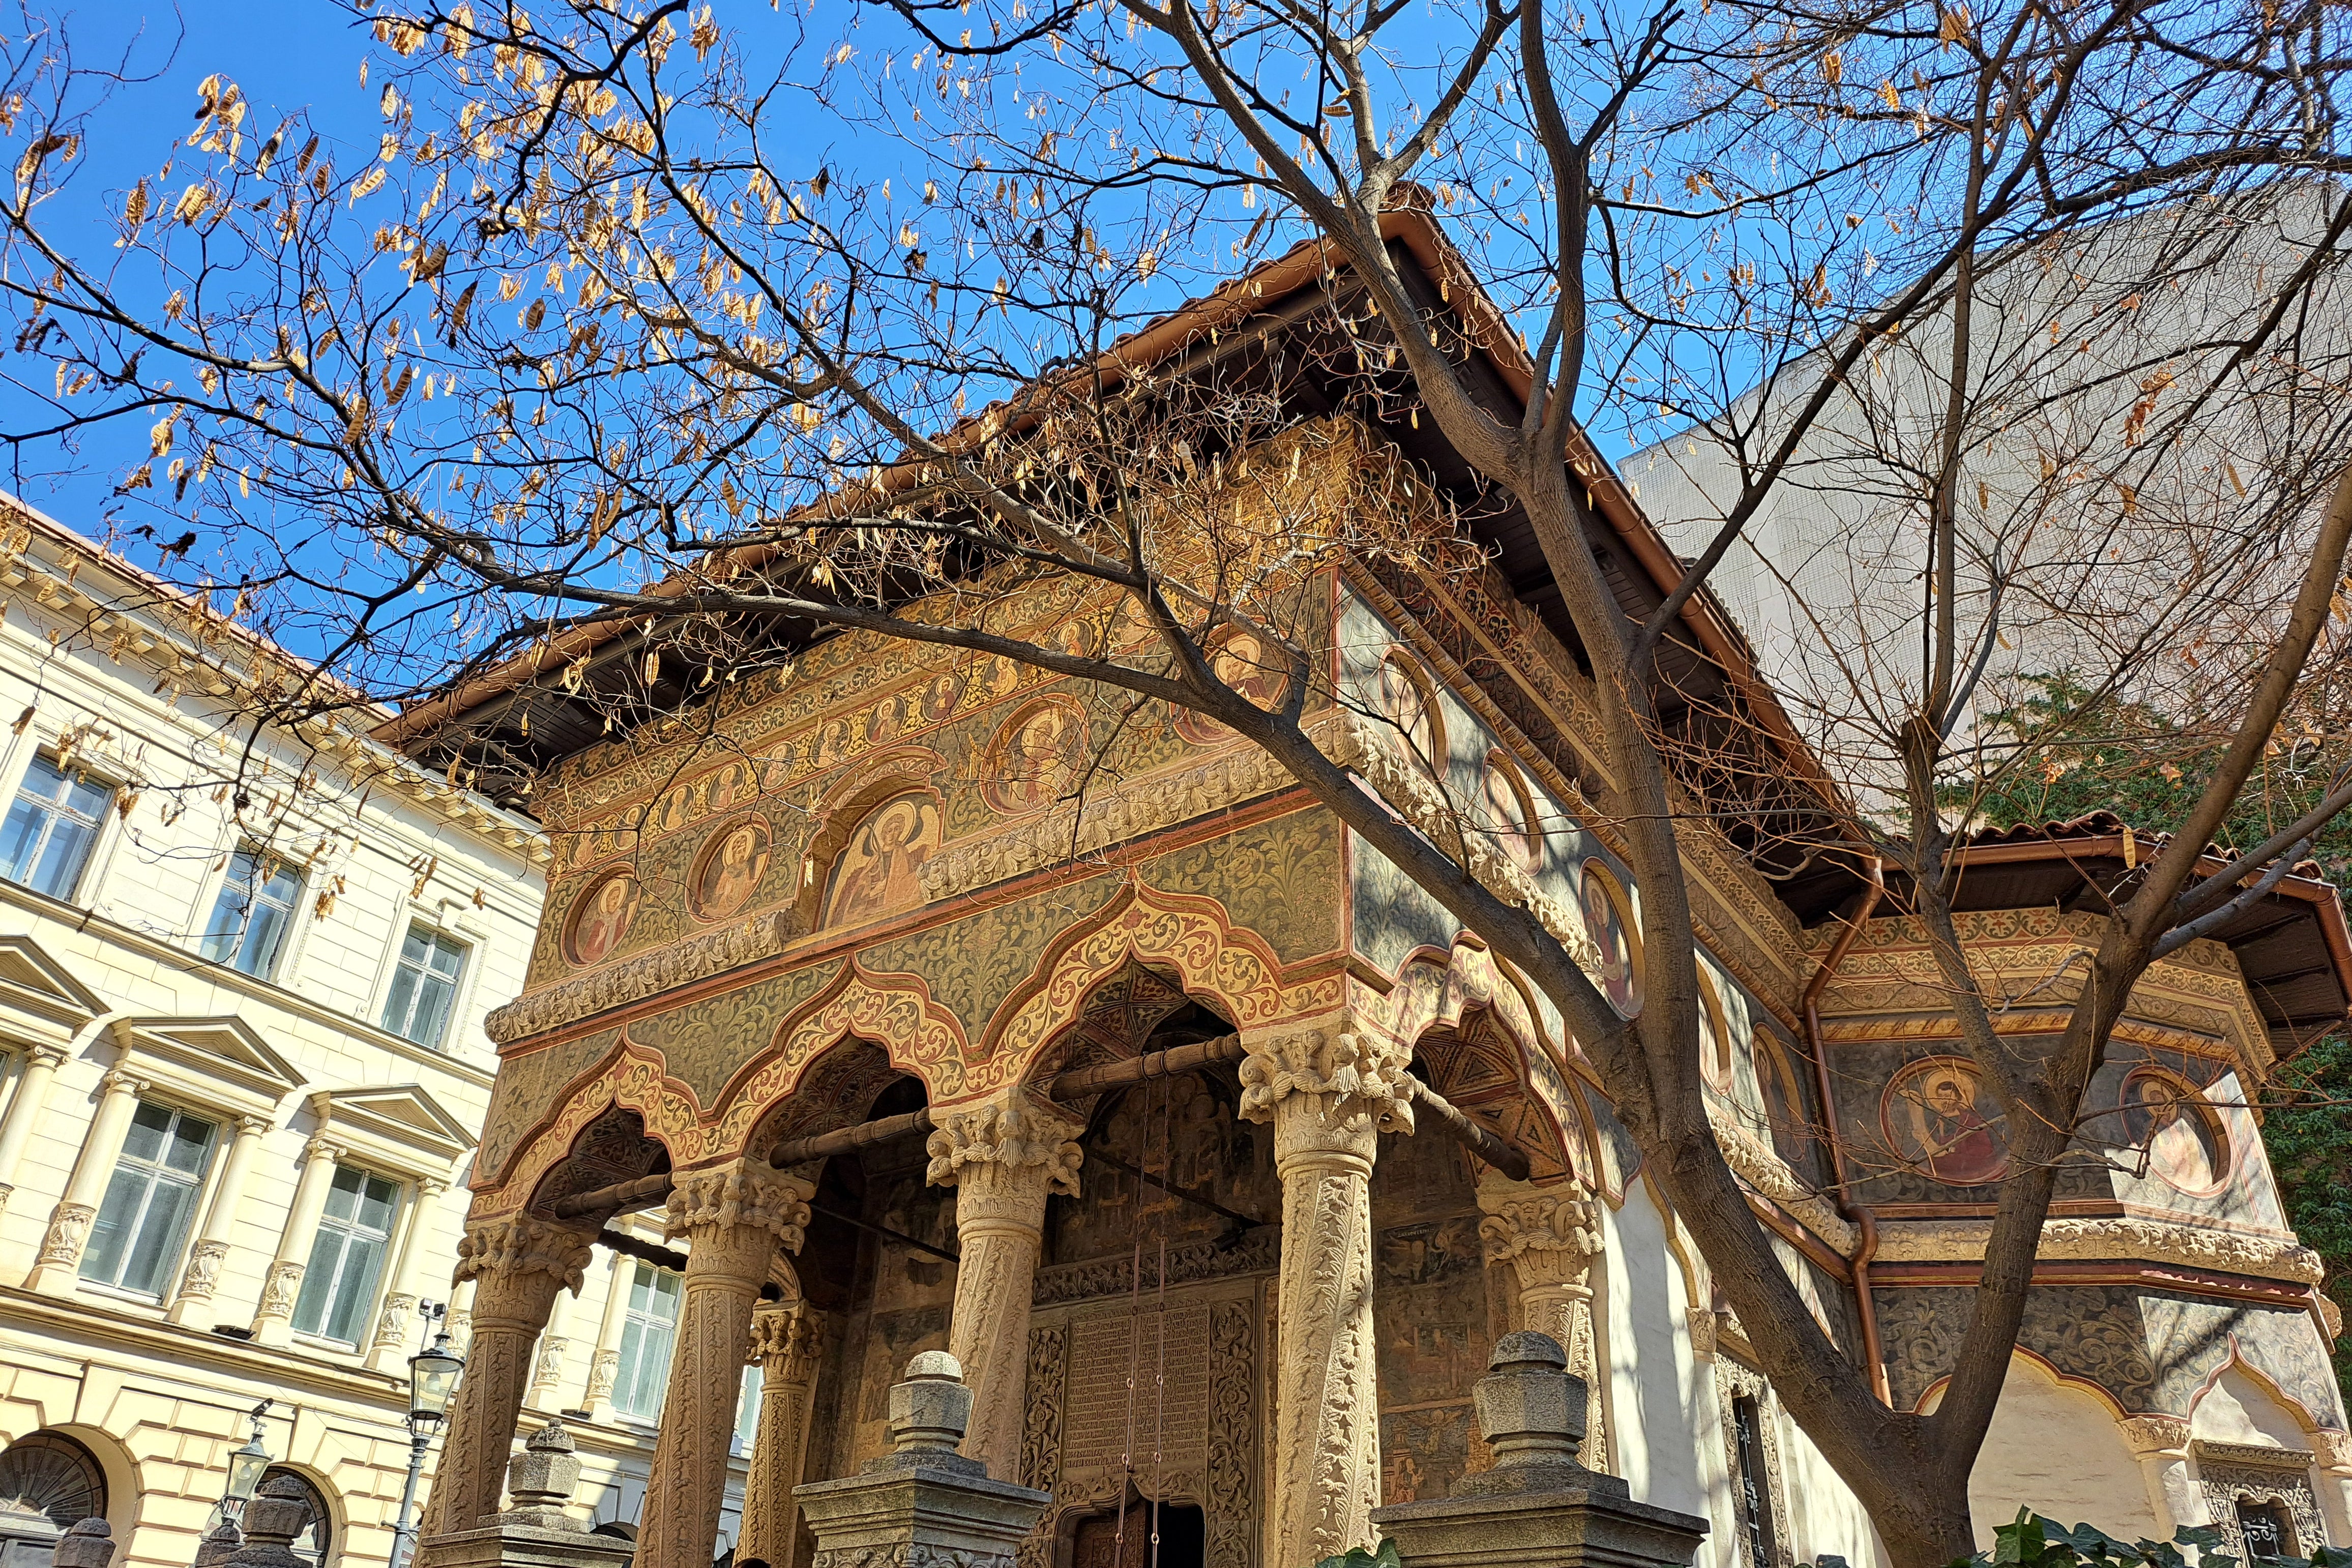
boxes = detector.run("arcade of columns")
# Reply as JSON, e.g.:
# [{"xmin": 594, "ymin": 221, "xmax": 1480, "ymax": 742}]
[{"xmin": 419, "ymin": 1018, "xmax": 1605, "ymax": 1568}]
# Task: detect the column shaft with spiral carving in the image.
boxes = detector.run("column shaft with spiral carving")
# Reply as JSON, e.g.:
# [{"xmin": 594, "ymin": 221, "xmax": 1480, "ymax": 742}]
[
  {"xmin": 927, "ymin": 1090, "xmax": 1083, "ymax": 1481},
  {"xmin": 420, "ymin": 1214, "xmax": 598, "ymax": 1547},
  {"xmin": 637, "ymin": 1159, "xmax": 814, "ymax": 1568},
  {"xmin": 1240, "ymin": 1022, "xmax": 1414, "ymax": 1568},
  {"xmin": 1477, "ymin": 1173, "xmax": 1609, "ymax": 1473},
  {"xmin": 738, "ymin": 1299, "xmax": 826, "ymax": 1568}
]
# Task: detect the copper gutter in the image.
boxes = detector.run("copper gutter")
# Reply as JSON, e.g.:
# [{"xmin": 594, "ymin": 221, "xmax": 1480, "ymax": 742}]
[{"xmin": 1803, "ymin": 853, "xmax": 1889, "ymax": 1404}]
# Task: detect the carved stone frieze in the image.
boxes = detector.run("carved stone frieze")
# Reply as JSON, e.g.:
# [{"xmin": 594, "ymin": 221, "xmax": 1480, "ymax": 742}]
[
  {"xmin": 1708, "ymin": 1108, "xmax": 1856, "ymax": 1253},
  {"xmin": 2195, "ymin": 1443, "xmax": 2326, "ymax": 1559},
  {"xmin": 2119, "ymin": 1415, "xmax": 2191, "ymax": 1456},
  {"xmin": 811, "ymin": 1548, "xmax": 1015, "ymax": 1568},
  {"xmin": 1032, "ymin": 1228, "xmax": 1280, "ymax": 1306},
  {"xmin": 918, "ymin": 744, "xmax": 1307, "ymax": 901},
  {"xmin": 1872, "ymin": 1217, "xmax": 2326, "ymax": 1284},
  {"xmin": 1018, "ymin": 1324, "xmax": 1066, "ymax": 1494},
  {"xmin": 487, "ymin": 912, "xmax": 795, "ymax": 1044}
]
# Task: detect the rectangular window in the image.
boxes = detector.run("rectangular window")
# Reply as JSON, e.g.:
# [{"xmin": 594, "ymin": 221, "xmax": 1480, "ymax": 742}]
[
  {"xmin": 290, "ymin": 1165, "xmax": 400, "ymax": 1345},
  {"xmin": 0, "ymin": 755, "xmax": 110, "ymax": 901},
  {"xmin": 81, "ymin": 1101, "xmax": 216, "ymax": 1297},
  {"xmin": 611, "ymin": 1261, "xmax": 683, "ymax": 1419},
  {"xmin": 1730, "ymin": 1394, "xmax": 1779, "ymax": 1568},
  {"xmin": 199, "ymin": 848, "xmax": 303, "ymax": 977},
  {"xmin": 732, "ymin": 1364, "xmax": 762, "ymax": 1455},
  {"xmin": 379, "ymin": 925, "xmax": 467, "ymax": 1047}
]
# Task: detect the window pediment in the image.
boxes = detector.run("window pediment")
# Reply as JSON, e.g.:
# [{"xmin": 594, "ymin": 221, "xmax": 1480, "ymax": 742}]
[
  {"xmin": 0, "ymin": 936, "xmax": 102, "ymax": 1041},
  {"xmin": 109, "ymin": 1015, "xmax": 305, "ymax": 1118},
  {"xmin": 306, "ymin": 1084, "xmax": 475, "ymax": 1176}
]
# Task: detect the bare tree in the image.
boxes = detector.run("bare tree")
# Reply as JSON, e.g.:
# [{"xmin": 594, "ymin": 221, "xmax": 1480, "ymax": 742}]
[{"xmin": 1, "ymin": 0, "xmax": 2350, "ymax": 1558}]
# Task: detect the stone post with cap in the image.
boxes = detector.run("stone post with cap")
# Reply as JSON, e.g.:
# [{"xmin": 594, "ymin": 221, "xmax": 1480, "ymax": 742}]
[
  {"xmin": 793, "ymin": 1351, "xmax": 1052, "ymax": 1568},
  {"xmin": 1371, "ymin": 1332, "xmax": 1710, "ymax": 1568},
  {"xmin": 418, "ymin": 1421, "xmax": 634, "ymax": 1568}
]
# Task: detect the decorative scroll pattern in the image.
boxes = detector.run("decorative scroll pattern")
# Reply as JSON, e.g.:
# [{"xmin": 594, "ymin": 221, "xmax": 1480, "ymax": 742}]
[
  {"xmin": 1207, "ymin": 1300, "xmax": 1258, "ymax": 1568},
  {"xmin": 1014, "ymin": 1326, "xmax": 1069, "ymax": 1568}
]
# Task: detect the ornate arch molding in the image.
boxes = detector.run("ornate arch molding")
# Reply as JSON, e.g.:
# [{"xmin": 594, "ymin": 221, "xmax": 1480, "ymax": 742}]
[
  {"xmin": 973, "ymin": 878, "xmax": 1340, "ymax": 1104},
  {"xmin": 1380, "ymin": 938, "xmax": 1595, "ymax": 1188},
  {"xmin": 1913, "ymin": 1347, "xmax": 2135, "ymax": 1421},
  {"xmin": 477, "ymin": 1039, "xmax": 693, "ymax": 1216},
  {"xmin": 2185, "ymin": 1342, "xmax": 2343, "ymax": 1440}
]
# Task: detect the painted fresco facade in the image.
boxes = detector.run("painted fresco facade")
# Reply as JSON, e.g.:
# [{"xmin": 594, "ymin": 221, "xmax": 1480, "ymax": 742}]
[{"xmin": 417, "ymin": 407, "xmax": 2352, "ymax": 1568}]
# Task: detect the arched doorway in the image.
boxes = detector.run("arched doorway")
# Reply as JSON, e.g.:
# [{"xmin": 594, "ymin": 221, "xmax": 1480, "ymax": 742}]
[{"xmin": 0, "ymin": 1431, "xmax": 107, "ymax": 1528}]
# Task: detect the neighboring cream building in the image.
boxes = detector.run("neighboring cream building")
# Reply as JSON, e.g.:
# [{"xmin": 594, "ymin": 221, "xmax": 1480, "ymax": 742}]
[{"xmin": 0, "ymin": 503, "xmax": 753, "ymax": 1568}]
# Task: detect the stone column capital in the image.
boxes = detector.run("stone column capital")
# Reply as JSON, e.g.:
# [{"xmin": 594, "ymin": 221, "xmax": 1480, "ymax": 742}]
[
  {"xmin": 2120, "ymin": 1414, "xmax": 2193, "ymax": 1458},
  {"xmin": 1477, "ymin": 1176, "xmax": 1603, "ymax": 1275},
  {"xmin": 1239, "ymin": 1023, "xmax": 1413, "ymax": 1173},
  {"xmin": 924, "ymin": 1091, "xmax": 1083, "ymax": 1187},
  {"xmin": 2314, "ymin": 1429, "xmax": 2352, "ymax": 1474},
  {"xmin": 456, "ymin": 1214, "xmax": 599, "ymax": 1295},
  {"xmin": 300, "ymin": 1134, "xmax": 346, "ymax": 1166},
  {"xmin": 663, "ymin": 1158, "xmax": 816, "ymax": 1280},
  {"xmin": 231, "ymin": 1114, "xmax": 273, "ymax": 1140},
  {"xmin": 749, "ymin": 1300, "xmax": 826, "ymax": 1383},
  {"xmin": 24, "ymin": 1043, "xmax": 67, "ymax": 1070},
  {"xmin": 97, "ymin": 1067, "xmax": 148, "ymax": 1100}
]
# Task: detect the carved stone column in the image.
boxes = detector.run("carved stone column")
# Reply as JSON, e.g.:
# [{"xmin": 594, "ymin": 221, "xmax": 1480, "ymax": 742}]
[
  {"xmin": 25, "ymin": 1068, "xmax": 146, "ymax": 1295},
  {"xmin": 252, "ymin": 1135, "xmax": 346, "ymax": 1345},
  {"xmin": 1238, "ymin": 1023, "xmax": 1414, "ymax": 1568},
  {"xmin": 2122, "ymin": 1415, "xmax": 2203, "ymax": 1537},
  {"xmin": 636, "ymin": 1159, "xmax": 814, "ymax": 1568},
  {"xmin": 168, "ymin": 1115, "xmax": 272, "ymax": 1325},
  {"xmin": 739, "ymin": 1300, "xmax": 826, "ymax": 1568},
  {"xmin": 419, "ymin": 1215, "xmax": 597, "ymax": 1548},
  {"xmin": 1477, "ymin": 1173, "xmax": 1610, "ymax": 1474},
  {"xmin": 0, "ymin": 1043, "xmax": 66, "ymax": 1220},
  {"xmin": 927, "ymin": 1091, "xmax": 1083, "ymax": 1480}
]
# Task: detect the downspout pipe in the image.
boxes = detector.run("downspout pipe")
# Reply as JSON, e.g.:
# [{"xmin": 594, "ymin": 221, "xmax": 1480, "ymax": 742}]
[{"xmin": 1803, "ymin": 854, "xmax": 1891, "ymax": 1404}]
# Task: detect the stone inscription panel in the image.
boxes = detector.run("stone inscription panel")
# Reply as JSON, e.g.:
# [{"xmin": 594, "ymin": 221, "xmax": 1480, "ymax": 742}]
[{"xmin": 1063, "ymin": 1303, "xmax": 1210, "ymax": 1474}]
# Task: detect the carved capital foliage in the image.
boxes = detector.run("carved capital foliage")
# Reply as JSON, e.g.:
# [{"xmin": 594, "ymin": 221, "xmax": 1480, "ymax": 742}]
[
  {"xmin": 665, "ymin": 1158, "xmax": 816, "ymax": 1263},
  {"xmin": 2120, "ymin": 1415, "xmax": 2192, "ymax": 1456},
  {"xmin": 1476, "ymin": 1180, "xmax": 1603, "ymax": 1273},
  {"xmin": 1238, "ymin": 1025, "xmax": 1413, "ymax": 1163},
  {"xmin": 456, "ymin": 1214, "xmax": 598, "ymax": 1294},
  {"xmin": 924, "ymin": 1092, "xmax": 1083, "ymax": 1204},
  {"xmin": 36, "ymin": 1201, "xmax": 94, "ymax": 1266},
  {"xmin": 2312, "ymin": 1429, "xmax": 2352, "ymax": 1472},
  {"xmin": 748, "ymin": 1300, "xmax": 826, "ymax": 1382}
]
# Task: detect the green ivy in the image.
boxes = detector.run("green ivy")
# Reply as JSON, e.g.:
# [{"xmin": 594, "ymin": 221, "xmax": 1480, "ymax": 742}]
[{"xmin": 1945, "ymin": 1508, "xmax": 2352, "ymax": 1568}]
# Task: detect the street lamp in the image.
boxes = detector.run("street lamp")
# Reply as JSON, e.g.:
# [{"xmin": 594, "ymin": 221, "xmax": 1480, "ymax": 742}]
[
  {"xmin": 194, "ymin": 1403, "xmax": 273, "ymax": 1567},
  {"xmin": 389, "ymin": 1303, "xmax": 463, "ymax": 1568}
]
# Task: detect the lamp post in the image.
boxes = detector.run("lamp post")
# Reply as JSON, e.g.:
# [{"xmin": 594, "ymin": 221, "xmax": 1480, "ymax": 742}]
[
  {"xmin": 389, "ymin": 1301, "xmax": 465, "ymax": 1568},
  {"xmin": 194, "ymin": 1402, "xmax": 274, "ymax": 1567}
]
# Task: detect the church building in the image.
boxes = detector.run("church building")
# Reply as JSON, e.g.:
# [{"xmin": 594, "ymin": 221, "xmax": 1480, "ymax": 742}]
[{"xmin": 383, "ymin": 216, "xmax": 2352, "ymax": 1568}]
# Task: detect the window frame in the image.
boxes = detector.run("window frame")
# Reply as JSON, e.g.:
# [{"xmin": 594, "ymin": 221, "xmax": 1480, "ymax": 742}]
[
  {"xmin": 0, "ymin": 751, "xmax": 114, "ymax": 904},
  {"xmin": 198, "ymin": 845, "xmax": 306, "ymax": 980},
  {"xmin": 609, "ymin": 1259, "xmax": 684, "ymax": 1423},
  {"xmin": 377, "ymin": 922, "xmax": 470, "ymax": 1049},
  {"xmin": 78, "ymin": 1096, "xmax": 220, "ymax": 1300},
  {"xmin": 289, "ymin": 1162, "xmax": 404, "ymax": 1348}
]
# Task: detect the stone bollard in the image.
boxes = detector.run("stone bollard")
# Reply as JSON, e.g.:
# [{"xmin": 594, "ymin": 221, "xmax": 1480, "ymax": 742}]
[
  {"xmin": 422, "ymin": 1422, "xmax": 633, "ymax": 1568},
  {"xmin": 191, "ymin": 1517, "xmax": 243, "ymax": 1568},
  {"xmin": 50, "ymin": 1522, "xmax": 109, "ymax": 1568},
  {"xmin": 225, "ymin": 1478, "xmax": 309, "ymax": 1568},
  {"xmin": 793, "ymin": 1352, "xmax": 1051, "ymax": 1568},
  {"xmin": 1371, "ymin": 1332, "xmax": 1709, "ymax": 1568}
]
